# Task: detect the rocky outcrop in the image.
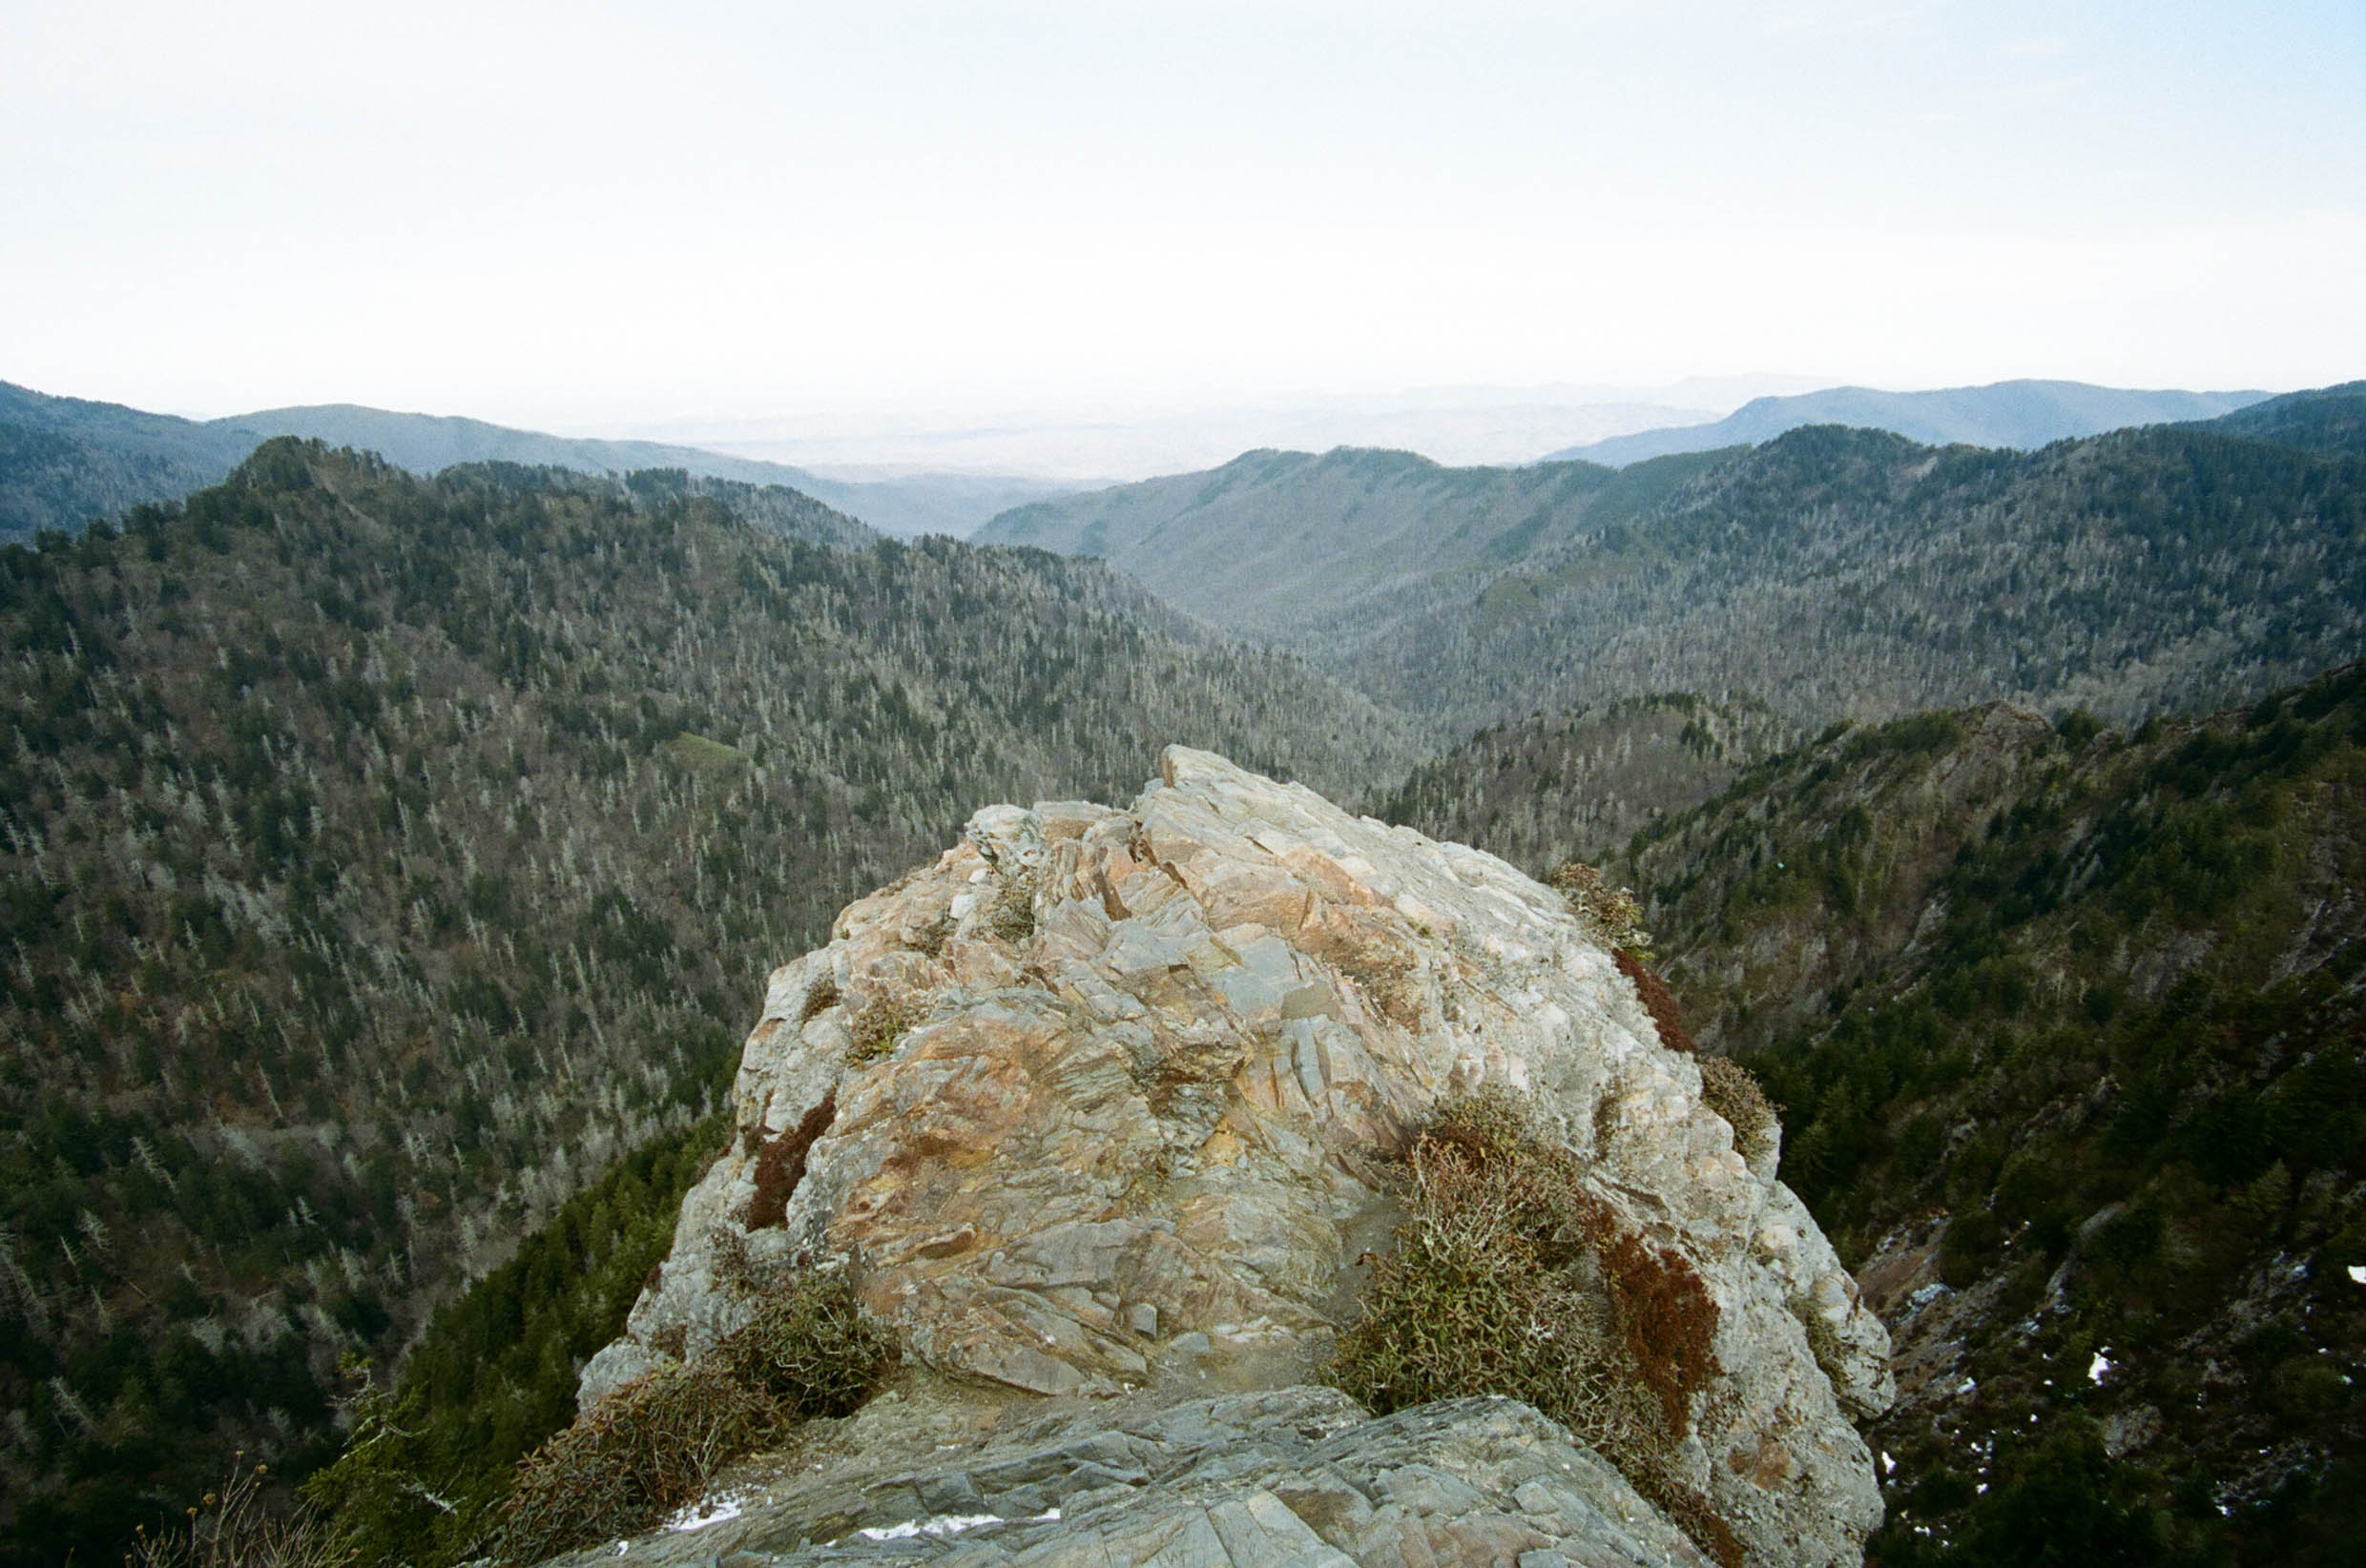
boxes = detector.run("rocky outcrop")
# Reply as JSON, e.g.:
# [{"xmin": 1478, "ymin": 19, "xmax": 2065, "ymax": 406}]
[
  {"xmin": 560, "ymin": 1385, "xmax": 1716, "ymax": 1567},
  {"xmin": 583, "ymin": 747, "xmax": 1891, "ymax": 1565}
]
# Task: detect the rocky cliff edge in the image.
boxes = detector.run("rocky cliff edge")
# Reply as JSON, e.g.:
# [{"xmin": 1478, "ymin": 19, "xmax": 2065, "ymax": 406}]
[{"xmin": 578, "ymin": 746, "xmax": 1892, "ymax": 1565}]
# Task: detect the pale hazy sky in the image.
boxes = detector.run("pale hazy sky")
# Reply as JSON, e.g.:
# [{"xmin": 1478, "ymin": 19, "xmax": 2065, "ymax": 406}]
[{"xmin": 4, "ymin": 0, "xmax": 2361, "ymax": 429}]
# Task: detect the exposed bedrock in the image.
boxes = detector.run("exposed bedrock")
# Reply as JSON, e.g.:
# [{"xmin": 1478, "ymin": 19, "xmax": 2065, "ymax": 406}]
[{"xmin": 582, "ymin": 747, "xmax": 1892, "ymax": 1565}]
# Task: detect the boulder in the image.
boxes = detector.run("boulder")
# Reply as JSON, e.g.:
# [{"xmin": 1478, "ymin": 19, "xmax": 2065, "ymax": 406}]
[{"xmin": 583, "ymin": 747, "xmax": 1891, "ymax": 1565}]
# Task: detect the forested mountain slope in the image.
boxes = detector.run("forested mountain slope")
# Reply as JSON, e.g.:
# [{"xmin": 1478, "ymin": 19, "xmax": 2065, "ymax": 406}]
[
  {"xmin": 0, "ymin": 442, "xmax": 1415, "ymax": 1565},
  {"xmin": 976, "ymin": 444, "xmax": 1724, "ymax": 642},
  {"xmin": 1373, "ymin": 691, "xmax": 1793, "ymax": 875},
  {"xmin": 2190, "ymin": 381, "xmax": 2366, "ymax": 460},
  {"xmin": 0, "ymin": 382, "xmax": 259, "ymax": 542},
  {"xmin": 985, "ymin": 420, "xmax": 2366, "ymax": 740},
  {"xmin": 0, "ymin": 381, "xmax": 1069, "ymax": 542},
  {"xmin": 1401, "ymin": 666, "xmax": 2366, "ymax": 1561},
  {"xmin": 1542, "ymin": 379, "xmax": 2268, "ymax": 467},
  {"xmin": 1626, "ymin": 672, "xmax": 2366, "ymax": 1563}
]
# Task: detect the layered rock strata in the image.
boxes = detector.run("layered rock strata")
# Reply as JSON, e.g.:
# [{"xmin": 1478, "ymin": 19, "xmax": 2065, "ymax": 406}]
[
  {"xmin": 563, "ymin": 1385, "xmax": 1716, "ymax": 1567},
  {"xmin": 583, "ymin": 747, "xmax": 1892, "ymax": 1565}
]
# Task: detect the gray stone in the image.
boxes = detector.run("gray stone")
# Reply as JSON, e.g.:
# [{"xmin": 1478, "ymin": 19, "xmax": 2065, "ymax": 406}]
[{"xmin": 574, "ymin": 749, "xmax": 1892, "ymax": 1566}]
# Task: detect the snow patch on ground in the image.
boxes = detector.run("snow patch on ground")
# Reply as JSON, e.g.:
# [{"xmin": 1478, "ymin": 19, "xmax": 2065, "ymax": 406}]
[
  {"xmin": 858, "ymin": 1507, "xmax": 1062, "ymax": 1542},
  {"xmin": 666, "ymin": 1490, "xmax": 755, "ymax": 1533}
]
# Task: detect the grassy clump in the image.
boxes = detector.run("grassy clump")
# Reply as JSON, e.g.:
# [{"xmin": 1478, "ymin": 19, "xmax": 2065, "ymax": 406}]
[
  {"xmin": 1329, "ymin": 1087, "xmax": 1738, "ymax": 1566},
  {"xmin": 844, "ymin": 992, "xmax": 922, "ymax": 1063},
  {"xmin": 487, "ymin": 1272, "xmax": 896, "ymax": 1564}
]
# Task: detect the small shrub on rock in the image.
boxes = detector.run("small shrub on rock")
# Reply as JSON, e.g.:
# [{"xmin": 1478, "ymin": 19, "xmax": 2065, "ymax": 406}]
[
  {"xmin": 1549, "ymin": 860, "xmax": 1652, "ymax": 956},
  {"xmin": 720, "ymin": 1270, "xmax": 900, "ymax": 1416},
  {"xmin": 1699, "ymin": 1056, "xmax": 1779, "ymax": 1169},
  {"xmin": 487, "ymin": 1272, "xmax": 896, "ymax": 1564},
  {"xmin": 1615, "ymin": 948, "xmax": 1696, "ymax": 1053},
  {"xmin": 845, "ymin": 992, "xmax": 921, "ymax": 1063},
  {"xmin": 488, "ymin": 1359, "xmax": 774, "ymax": 1564},
  {"xmin": 1330, "ymin": 1087, "xmax": 1738, "ymax": 1566},
  {"xmin": 988, "ymin": 876, "xmax": 1037, "ymax": 942}
]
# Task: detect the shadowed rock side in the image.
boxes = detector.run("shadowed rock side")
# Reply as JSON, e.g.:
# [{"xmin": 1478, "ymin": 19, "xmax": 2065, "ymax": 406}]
[{"xmin": 582, "ymin": 747, "xmax": 1891, "ymax": 1565}]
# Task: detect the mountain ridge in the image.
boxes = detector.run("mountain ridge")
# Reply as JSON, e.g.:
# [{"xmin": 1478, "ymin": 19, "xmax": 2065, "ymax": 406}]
[
  {"xmin": 1541, "ymin": 379, "xmax": 2273, "ymax": 467},
  {"xmin": 0, "ymin": 381, "xmax": 1076, "ymax": 541},
  {"xmin": 978, "ymin": 408, "xmax": 2366, "ymax": 739}
]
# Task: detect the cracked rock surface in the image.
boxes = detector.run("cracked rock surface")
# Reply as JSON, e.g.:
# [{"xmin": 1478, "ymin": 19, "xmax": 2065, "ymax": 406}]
[
  {"xmin": 553, "ymin": 1386, "xmax": 1714, "ymax": 1568},
  {"xmin": 580, "ymin": 747, "xmax": 1891, "ymax": 1565}
]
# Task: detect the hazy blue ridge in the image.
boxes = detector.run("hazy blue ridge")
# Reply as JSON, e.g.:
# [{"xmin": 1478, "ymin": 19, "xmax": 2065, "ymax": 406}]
[
  {"xmin": 0, "ymin": 381, "xmax": 1066, "ymax": 541},
  {"xmin": 1542, "ymin": 379, "xmax": 2273, "ymax": 466}
]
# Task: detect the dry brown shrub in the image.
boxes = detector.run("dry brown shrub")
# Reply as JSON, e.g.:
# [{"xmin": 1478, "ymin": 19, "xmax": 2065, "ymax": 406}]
[
  {"xmin": 488, "ymin": 1273, "xmax": 896, "ymax": 1565},
  {"xmin": 844, "ymin": 992, "xmax": 921, "ymax": 1064},
  {"xmin": 739, "ymin": 1095, "xmax": 837, "ymax": 1229},
  {"xmin": 1614, "ymin": 948, "xmax": 1697, "ymax": 1054},
  {"xmin": 1329, "ymin": 1087, "xmax": 1735, "ymax": 1565},
  {"xmin": 1548, "ymin": 860, "xmax": 1651, "ymax": 954},
  {"xmin": 132, "ymin": 1454, "xmax": 349, "ymax": 1568},
  {"xmin": 798, "ymin": 975, "xmax": 841, "ymax": 1022},
  {"xmin": 488, "ymin": 1360, "xmax": 774, "ymax": 1563},
  {"xmin": 988, "ymin": 877, "xmax": 1037, "ymax": 942},
  {"xmin": 1698, "ymin": 1056, "xmax": 1779, "ymax": 1169}
]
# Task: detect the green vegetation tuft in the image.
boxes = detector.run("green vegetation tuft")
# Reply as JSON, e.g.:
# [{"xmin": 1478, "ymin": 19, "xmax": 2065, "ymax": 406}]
[{"xmin": 844, "ymin": 992, "xmax": 923, "ymax": 1064}]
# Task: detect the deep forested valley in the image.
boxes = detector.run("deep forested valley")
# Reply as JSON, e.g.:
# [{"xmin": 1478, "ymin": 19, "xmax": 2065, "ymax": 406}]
[
  {"xmin": 0, "ymin": 443, "xmax": 1411, "ymax": 1563},
  {"xmin": 983, "ymin": 395, "xmax": 2366, "ymax": 738},
  {"xmin": 0, "ymin": 387, "xmax": 2361, "ymax": 1567},
  {"xmin": 1401, "ymin": 663, "xmax": 2366, "ymax": 1565}
]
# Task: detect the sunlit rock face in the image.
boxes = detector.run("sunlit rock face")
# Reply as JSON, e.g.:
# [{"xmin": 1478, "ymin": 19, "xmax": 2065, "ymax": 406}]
[{"xmin": 583, "ymin": 746, "xmax": 1892, "ymax": 1566}]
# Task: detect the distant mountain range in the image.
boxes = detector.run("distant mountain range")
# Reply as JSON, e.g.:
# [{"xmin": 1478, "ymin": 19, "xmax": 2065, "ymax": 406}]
[
  {"xmin": 1541, "ymin": 379, "xmax": 2273, "ymax": 466},
  {"xmin": 978, "ymin": 382, "xmax": 2366, "ymax": 739},
  {"xmin": 0, "ymin": 381, "xmax": 1074, "ymax": 540}
]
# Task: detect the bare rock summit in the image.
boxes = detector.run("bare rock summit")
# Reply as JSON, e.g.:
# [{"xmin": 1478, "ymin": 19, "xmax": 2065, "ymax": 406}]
[{"xmin": 583, "ymin": 746, "xmax": 1892, "ymax": 1565}]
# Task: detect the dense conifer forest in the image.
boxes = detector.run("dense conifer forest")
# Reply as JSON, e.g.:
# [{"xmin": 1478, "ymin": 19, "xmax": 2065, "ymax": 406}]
[{"xmin": 1404, "ymin": 662, "xmax": 2366, "ymax": 1564}]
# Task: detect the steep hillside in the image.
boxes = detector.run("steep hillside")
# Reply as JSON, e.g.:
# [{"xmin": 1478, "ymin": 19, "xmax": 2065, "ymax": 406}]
[
  {"xmin": 1374, "ymin": 691, "xmax": 1794, "ymax": 876},
  {"xmin": 1591, "ymin": 670, "xmax": 2366, "ymax": 1564},
  {"xmin": 0, "ymin": 443, "xmax": 1415, "ymax": 1566},
  {"xmin": 976, "ymin": 444, "xmax": 1727, "ymax": 640},
  {"xmin": 1545, "ymin": 380, "xmax": 2270, "ymax": 467},
  {"xmin": 2190, "ymin": 381, "xmax": 2366, "ymax": 460},
  {"xmin": 0, "ymin": 382, "xmax": 258, "ymax": 538},
  {"xmin": 229, "ymin": 405, "xmax": 1069, "ymax": 538},
  {"xmin": 986, "ymin": 422, "xmax": 2366, "ymax": 739},
  {"xmin": 0, "ymin": 382, "xmax": 1067, "ymax": 541}
]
